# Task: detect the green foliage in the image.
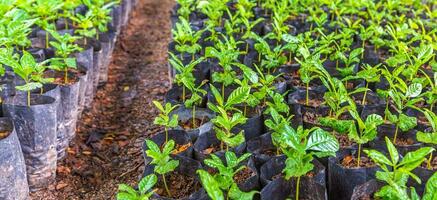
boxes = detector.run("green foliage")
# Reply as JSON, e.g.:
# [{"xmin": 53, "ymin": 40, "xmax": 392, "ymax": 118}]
[
  {"xmin": 116, "ymin": 174, "xmax": 157, "ymax": 200},
  {"xmin": 416, "ymin": 109, "xmax": 437, "ymax": 145},
  {"xmin": 145, "ymin": 139, "xmax": 179, "ymax": 175},
  {"xmin": 152, "ymin": 101, "xmax": 179, "ymax": 129},
  {"xmin": 364, "ymin": 137, "xmax": 434, "ymax": 199},
  {"xmin": 197, "ymin": 152, "xmax": 258, "ymax": 200},
  {"xmin": 172, "ymin": 17, "xmax": 203, "ymax": 55}
]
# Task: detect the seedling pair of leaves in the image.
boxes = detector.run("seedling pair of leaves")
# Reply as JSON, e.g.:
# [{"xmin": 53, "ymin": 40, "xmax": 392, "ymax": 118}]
[
  {"xmin": 48, "ymin": 29, "xmax": 83, "ymax": 84},
  {"xmin": 365, "ymin": 137, "xmax": 435, "ymax": 200},
  {"xmin": 172, "ymin": 17, "xmax": 203, "ymax": 57},
  {"xmin": 168, "ymin": 52, "xmax": 205, "ymax": 104},
  {"xmin": 0, "ymin": 48, "xmax": 54, "ymax": 107},
  {"xmin": 175, "ymin": 0, "xmax": 196, "ymax": 20},
  {"xmin": 0, "ymin": 9, "xmax": 36, "ymax": 49},
  {"xmin": 83, "ymin": 0, "xmax": 119, "ymax": 39},
  {"xmin": 342, "ymin": 63, "xmax": 382, "ymax": 105},
  {"xmin": 197, "ymin": 152, "xmax": 258, "ymax": 200},
  {"xmin": 117, "ymin": 174, "xmax": 157, "ymax": 200},
  {"xmin": 152, "ymin": 101, "xmax": 179, "ymax": 143},
  {"xmin": 277, "ymin": 124, "xmax": 339, "ymax": 200},
  {"xmin": 206, "ymin": 35, "xmax": 258, "ymax": 88},
  {"xmin": 294, "ymin": 44, "xmax": 324, "ymax": 106},
  {"xmin": 320, "ymin": 99, "xmax": 384, "ymax": 167},
  {"xmin": 145, "ymin": 139, "xmax": 179, "ymax": 198},
  {"xmin": 208, "ymin": 85, "xmax": 250, "ymax": 149},
  {"xmin": 377, "ymin": 68, "xmax": 423, "ymax": 143}
]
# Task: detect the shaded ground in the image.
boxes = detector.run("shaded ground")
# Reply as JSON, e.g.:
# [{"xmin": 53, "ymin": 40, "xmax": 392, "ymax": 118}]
[{"xmin": 30, "ymin": 0, "xmax": 173, "ymax": 199}]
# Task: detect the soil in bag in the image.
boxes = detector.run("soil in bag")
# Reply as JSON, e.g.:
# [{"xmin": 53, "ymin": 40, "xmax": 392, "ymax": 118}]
[
  {"xmin": 172, "ymin": 106, "xmax": 214, "ymax": 141},
  {"xmin": 328, "ymin": 148, "xmax": 380, "ymax": 200},
  {"xmin": 3, "ymin": 94, "xmax": 57, "ymax": 191}
]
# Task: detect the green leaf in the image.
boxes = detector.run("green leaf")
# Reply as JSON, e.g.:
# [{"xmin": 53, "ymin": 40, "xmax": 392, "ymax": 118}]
[
  {"xmin": 399, "ymin": 147, "xmax": 434, "ymax": 171},
  {"xmin": 197, "ymin": 170, "xmax": 225, "ymax": 200},
  {"xmin": 15, "ymin": 82, "xmax": 43, "ymax": 91},
  {"xmin": 162, "ymin": 140, "xmax": 176, "ymax": 155},
  {"xmin": 405, "ymin": 83, "xmax": 422, "ymax": 98},
  {"xmin": 306, "ymin": 128, "xmax": 339, "ymax": 154},
  {"xmin": 423, "ymin": 172, "xmax": 437, "ymax": 200},
  {"xmin": 210, "ymin": 84, "xmax": 224, "ymax": 106},
  {"xmin": 385, "ymin": 137, "xmax": 399, "ymax": 165},
  {"xmin": 364, "ymin": 149, "xmax": 392, "ymax": 167},
  {"xmin": 118, "ymin": 184, "xmax": 139, "ymax": 197},
  {"xmin": 138, "ymin": 174, "xmax": 157, "ymax": 194},
  {"xmin": 417, "ymin": 132, "xmax": 437, "ymax": 145},
  {"xmin": 152, "ymin": 101, "xmax": 165, "ymax": 113},
  {"xmin": 318, "ymin": 117, "xmax": 354, "ymax": 134},
  {"xmin": 225, "ymin": 86, "xmax": 250, "ymax": 108},
  {"xmin": 228, "ymin": 183, "xmax": 258, "ymax": 200},
  {"xmin": 116, "ymin": 192, "xmax": 137, "ymax": 200},
  {"xmin": 398, "ymin": 114, "xmax": 417, "ymax": 132}
]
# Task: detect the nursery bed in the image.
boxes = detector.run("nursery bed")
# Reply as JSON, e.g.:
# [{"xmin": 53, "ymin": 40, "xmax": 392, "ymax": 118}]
[{"xmin": 30, "ymin": 0, "xmax": 174, "ymax": 199}]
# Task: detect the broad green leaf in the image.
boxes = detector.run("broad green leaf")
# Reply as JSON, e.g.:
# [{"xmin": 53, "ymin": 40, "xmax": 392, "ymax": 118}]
[
  {"xmin": 398, "ymin": 114, "xmax": 417, "ymax": 132},
  {"xmin": 197, "ymin": 170, "xmax": 225, "ymax": 200},
  {"xmin": 417, "ymin": 132, "xmax": 437, "ymax": 145},
  {"xmin": 228, "ymin": 183, "xmax": 258, "ymax": 200},
  {"xmin": 364, "ymin": 149, "xmax": 392, "ymax": 167},
  {"xmin": 423, "ymin": 172, "xmax": 437, "ymax": 200},
  {"xmin": 405, "ymin": 83, "xmax": 422, "ymax": 98},
  {"xmin": 152, "ymin": 101, "xmax": 165, "ymax": 113},
  {"xmin": 306, "ymin": 128, "xmax": 339, "ymax": 153},
  {"xmin": 15, "ymin": 82, "xmax": 42, "ymax": 91},
  {"xmin": 399, "ymin": 147, "xmax": 434, "ymax": 171},
  {"xmin": 385, "ymin": 137, "xmax": 399, "ymax": 165},
  {"xmin": 138, "ymin": 174, "xmax": 157, "ymax": 194},
  {"xmin": 226, "ymin": 86, "xmax": 250, "ymax": 108}
]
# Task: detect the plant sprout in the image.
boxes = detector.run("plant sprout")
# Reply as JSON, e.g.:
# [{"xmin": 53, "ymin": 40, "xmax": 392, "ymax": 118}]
[
  {"xmin": 145, "ymin": 139, "xmax": 179, "ymax": 198},
  {"xmin": 152, "ymin": 101, "xmax": 179, "ymax": 143}
]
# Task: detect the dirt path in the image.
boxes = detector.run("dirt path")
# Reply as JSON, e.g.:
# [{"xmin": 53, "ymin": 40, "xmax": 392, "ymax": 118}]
[{"xmin": 30, "ymin": 0, "xmax": 173, "ymax": 199}]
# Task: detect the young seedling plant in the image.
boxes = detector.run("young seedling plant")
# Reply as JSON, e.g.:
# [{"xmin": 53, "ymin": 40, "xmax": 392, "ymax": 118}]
[
  {"xmin": 364, "ymin": 137, "xmax": 434, "ymax": 199},
  {"xmin": 320, "ymin": 100, "xmax": 384, "ymax": 167},
  {"xmin": 116, "ymin": 174, "xmax": 157, "ymax": 200},
  {"xmin": 152, "ymin": 101, "xmax": 179, "ymax": 143},
  {"xmin": 278, "ymin": 125, "xmax": 339, "ymax": 200},
  {"xmin": 48, "ymin": 29, "xmax": 83, "ymax": 84},
  {"xmin": 208, "ymin": 85, "xmax": 250, "ymax": 151},
  {"xmin": 145, "ymin": 139, "xmax": 179, "ymax": 198},
  {"xmin": 0, "ymin": 49, "xmax": 53, "ymax": 107},
  {"xmin": 196, "ymin": 152, "xmax": 258, "ymax": 200}
]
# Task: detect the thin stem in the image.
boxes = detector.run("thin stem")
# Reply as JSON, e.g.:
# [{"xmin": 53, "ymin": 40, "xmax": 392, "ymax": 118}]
[
  {"xmin": 427, "ymin": 152, "xmax": 433, "ymax": 170},
  {"xmin": 357, "ymin": 143, "xmax": 362, "ymax": 168},
  {"xmin": 222, "ymin": 83, "xmax": 225, "ymax": 100},
  {"xmin": 165, "ymin": 127, "xmax": 168, "ymax": 144},
  {"xmin": 27, "ymin": 90, "xmax": 31, "ymax": 107},
  {"xmin": 162, "ymin": 174, "xmax": 171, "ymax": 197},
  {"xmin": 306, "ymin": 82, "xmax": 309, "ymax": 106},
  {"xmin": 182, "ymin": 86, "xmax": 186, "ymax": 102},
  {"xmin": 393, "ymin": 124, "xmax": 399, "ymax": 144},
  {"xmin": 362, "ymin": 82, "xmax": 369, "ymax": 105},
  {"xmin": 361, "ymin": 40, "xmax": 365, "ymax": 59},
  {"xmin": 295, "ymin": 176, "xmax": 301, "ymax": 200},
  {"xmin": 64, "ymin": 68, "xmax": 69, "ymax": 84},
  {"xmin": 384, "ymin": 99, "xmax": 389, "ymax": 121},
  {"xmin": 192, "ymin": 105, "xmax": 196, "ymax": 129},
  {"xmin": 65, "ymin": 18, "xmax": 69, "ymax": 30}
]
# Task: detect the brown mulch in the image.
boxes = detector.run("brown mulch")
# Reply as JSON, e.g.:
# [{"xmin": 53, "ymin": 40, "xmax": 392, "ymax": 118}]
[{"xmin": 30, "ymin": 0, "xmax": 174, "ymax": 199}]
